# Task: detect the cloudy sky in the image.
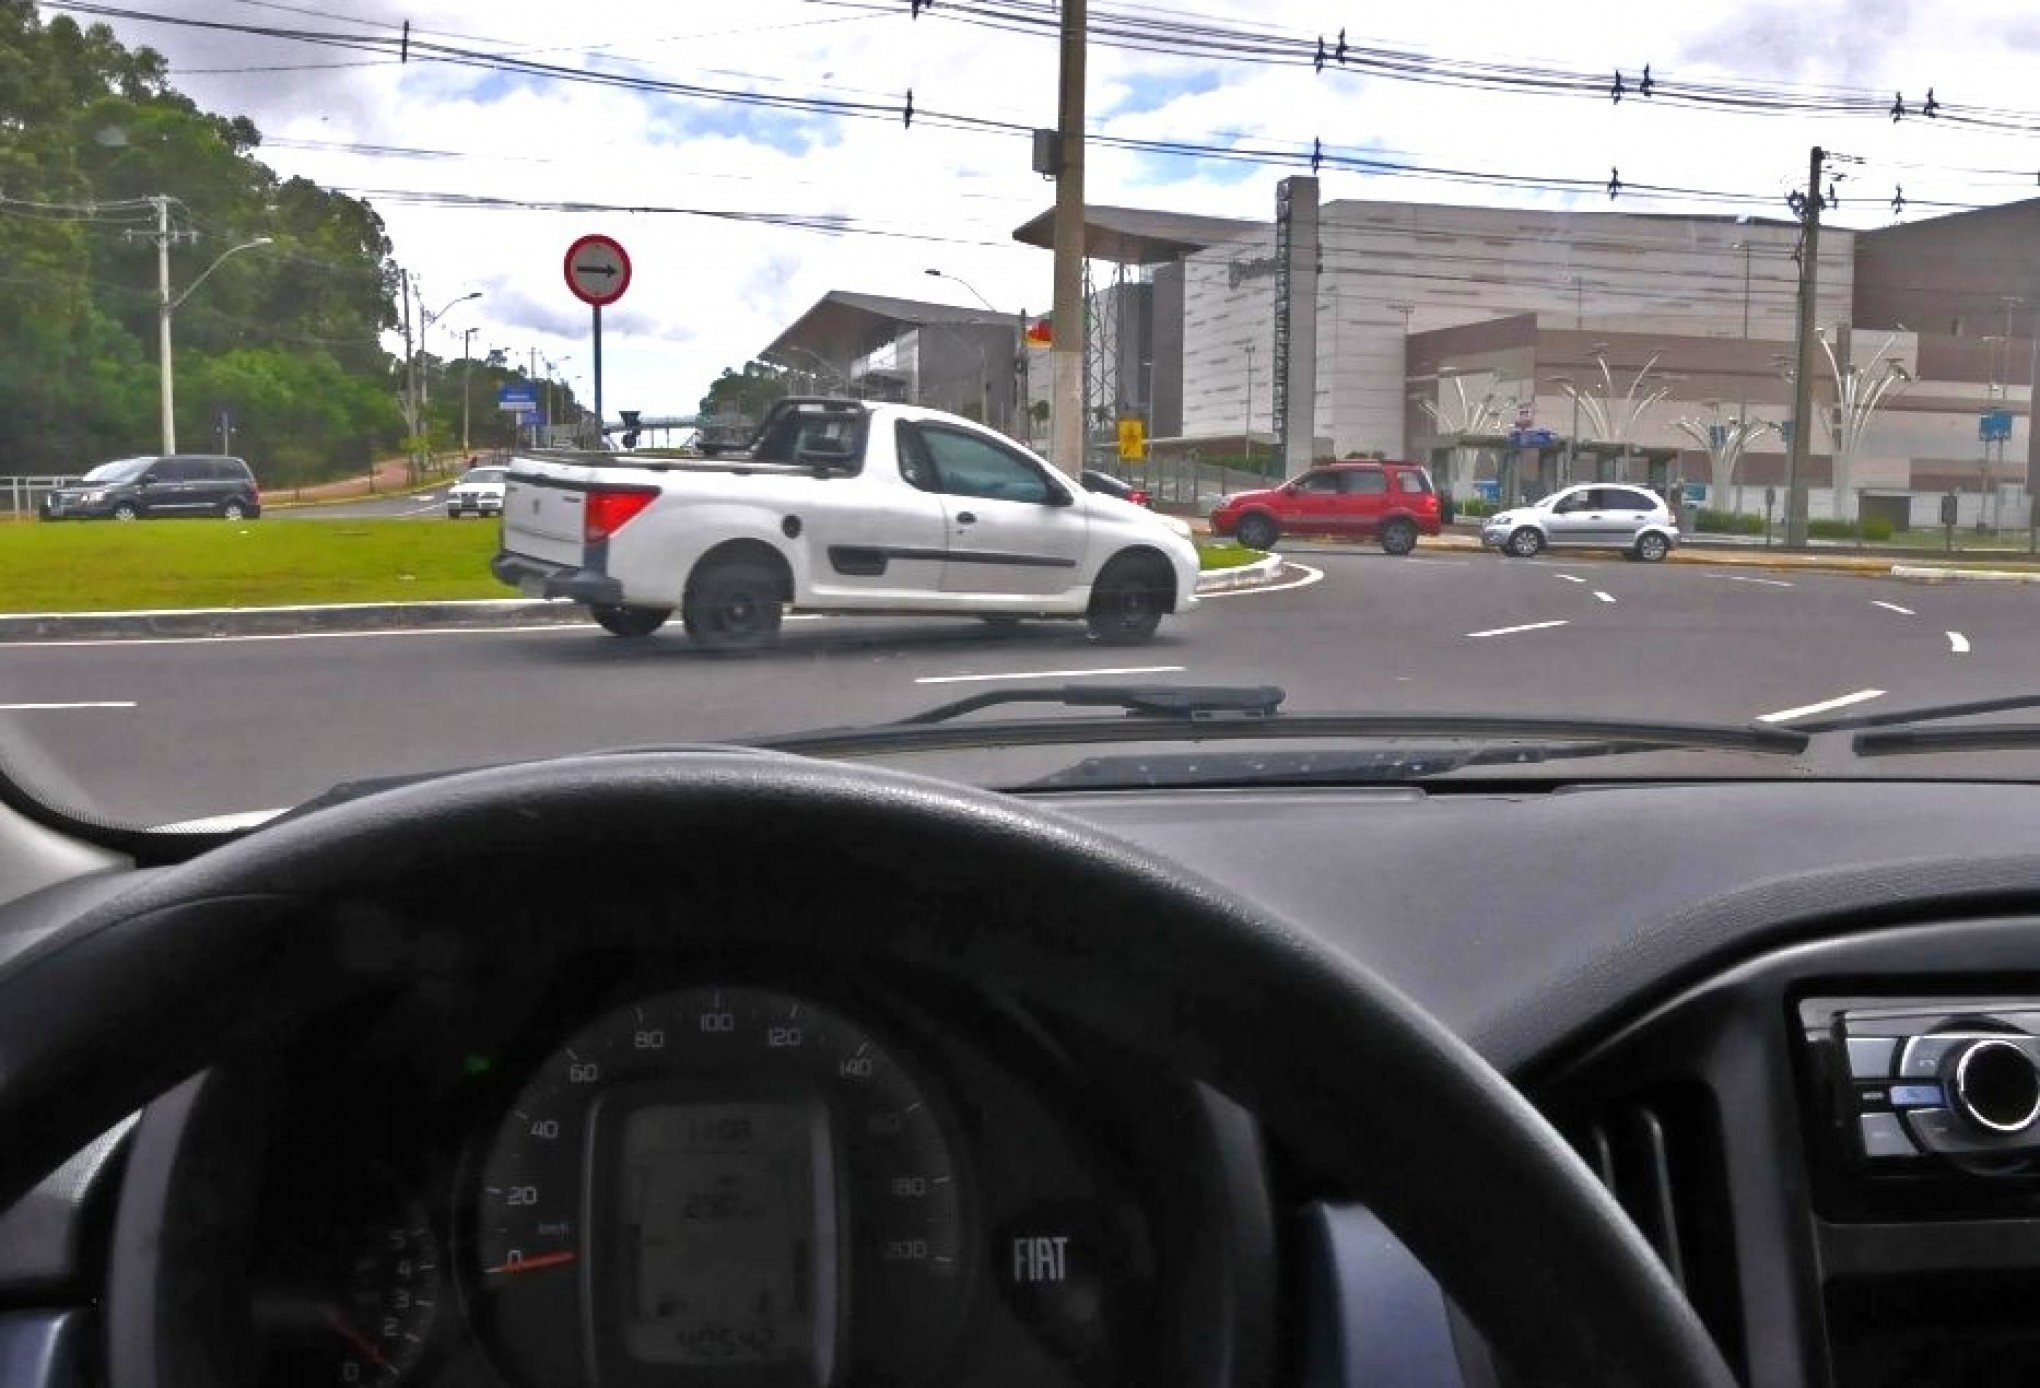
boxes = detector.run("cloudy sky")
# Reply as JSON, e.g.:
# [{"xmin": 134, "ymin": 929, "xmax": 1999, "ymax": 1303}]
[{"xmin": 60, "ymin": 0, "xmax": 2040, "ymax": 418}]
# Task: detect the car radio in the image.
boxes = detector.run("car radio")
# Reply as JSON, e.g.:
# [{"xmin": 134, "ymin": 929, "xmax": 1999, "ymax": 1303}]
[{"xmin": 1801, "ymin": 997, "xmax": 2040, "ymax": 1174}]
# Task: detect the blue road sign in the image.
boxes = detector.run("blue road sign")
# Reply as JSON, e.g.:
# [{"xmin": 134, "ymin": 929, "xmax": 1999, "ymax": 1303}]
[
  {"xmin": 1980, "ymin": 409, "xmax": 2014, "ymax": 442},
  {"xmin": 498, "ymin": 386, "xmax": 539, "ymax": 413}
]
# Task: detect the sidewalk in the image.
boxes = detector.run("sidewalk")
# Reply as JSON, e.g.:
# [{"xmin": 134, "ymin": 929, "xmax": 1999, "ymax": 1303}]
[{"xmin": 267, "ymin": 458, "xmax": 463, "ymax": 509}]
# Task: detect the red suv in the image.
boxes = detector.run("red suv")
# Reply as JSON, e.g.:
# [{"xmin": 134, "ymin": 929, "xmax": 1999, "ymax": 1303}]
[{"xmin": 1209, "ymin": 460, "xmax": 1441, "ymax": 555}]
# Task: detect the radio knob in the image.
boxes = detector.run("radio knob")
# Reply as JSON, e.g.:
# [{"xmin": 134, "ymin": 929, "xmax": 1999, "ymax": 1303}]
[{"xmin": 1949, "ymin": 1038, "xmax": 2040, "ymax": 1134}]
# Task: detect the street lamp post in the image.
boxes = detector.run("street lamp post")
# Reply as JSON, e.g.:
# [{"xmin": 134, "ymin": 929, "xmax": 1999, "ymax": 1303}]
[
  {"xmin": 417, "ymin": 289, "xmax": 481, "ymax": 467},
  {"xmin": 926, "ymin": 269, "xmax": 1010, "ymax": 433},
  {"xmin": 1243, "ymin": 343, "xmax": 1257, "ymax": 472},
  {"xmin": 159, "ymin": 234, "xmax": 273, "ymax": 453}
]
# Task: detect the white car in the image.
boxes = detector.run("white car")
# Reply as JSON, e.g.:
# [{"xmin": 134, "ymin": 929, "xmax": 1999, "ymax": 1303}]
[
  {"xmin": 1482, "ymin": 483, "xmax": 1680, "ymax": 561},
  {"xmin": 446, "ymin": 465, "xmax": 508, "ymax": 518},
  {"xmin": 492, "ymin": 399, "xmax": 1201, "ymax": 647}
]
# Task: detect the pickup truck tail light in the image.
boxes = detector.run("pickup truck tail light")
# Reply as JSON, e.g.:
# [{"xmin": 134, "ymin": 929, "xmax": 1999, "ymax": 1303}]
[{"xmin": 584, "ymin": 488, "xmax": 657, "ymax": 543}]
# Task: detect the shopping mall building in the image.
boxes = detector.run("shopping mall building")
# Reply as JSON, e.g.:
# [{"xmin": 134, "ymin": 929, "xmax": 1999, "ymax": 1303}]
[{"xmin": 761, "ymin": 191, "xmax": 2040, "ymax": 527}]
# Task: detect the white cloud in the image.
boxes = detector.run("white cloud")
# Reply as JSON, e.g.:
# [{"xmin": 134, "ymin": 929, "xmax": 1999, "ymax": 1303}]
[{"xmin": 78, "ymin": 0, "xmax": 2040, "ymax": 418}]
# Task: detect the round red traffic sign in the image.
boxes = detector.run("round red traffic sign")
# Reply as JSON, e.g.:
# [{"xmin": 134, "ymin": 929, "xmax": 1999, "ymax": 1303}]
[{"xmin": 563, "ymin": 234, "xmax": 631, "ymax": 307}]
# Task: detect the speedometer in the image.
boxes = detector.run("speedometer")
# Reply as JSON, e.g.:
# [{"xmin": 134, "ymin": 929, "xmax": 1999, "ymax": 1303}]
[{"xmin": 468, "ymin": 984, "xmax": 970, "ymax": 1386}]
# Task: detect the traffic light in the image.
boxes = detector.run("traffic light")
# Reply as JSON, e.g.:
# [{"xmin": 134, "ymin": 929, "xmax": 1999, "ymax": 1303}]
[{"xmin": 620, "ymin": 409, "xmax": 641, "ymax": 449}]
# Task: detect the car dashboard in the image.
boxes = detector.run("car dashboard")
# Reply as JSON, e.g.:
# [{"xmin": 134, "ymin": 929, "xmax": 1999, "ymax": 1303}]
[{"xmin": 10, "ymin": 775, "xmax": 2040, "ymax": 1387}]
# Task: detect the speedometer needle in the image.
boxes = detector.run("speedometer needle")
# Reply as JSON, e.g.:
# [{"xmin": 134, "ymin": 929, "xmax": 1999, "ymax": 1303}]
[
  {"xmin": 485, "ymin": 1249, "xmax": 578, "ymax": 1277},
  {"xmin": 327, "ymin": 1310, "xmax": 392, "ymax": 1372}
]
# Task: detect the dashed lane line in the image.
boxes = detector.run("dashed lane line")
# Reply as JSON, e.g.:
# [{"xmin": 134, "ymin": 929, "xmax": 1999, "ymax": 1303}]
[
  {"xmin": 1555, "ymin": 574, "xmax": 1587, "ymax": 584},
  {"xmin": 1755, "ymin": 688, "xmax": 1887, "ymax": 724},
  {"xmin": 1593, "ymin": 590, "xmax": 1616, "ymax": 604},
  {"xmin": 1872, "ymin": 600, "xmax": 1916, "ymax": 615},
  {"xmin": 0, "ymin": 701, "xmax": 137, "ymax": 711},
  {"xmin": 1464, "ymin": 619, "xmax": 1569, "ymax": 639},
  {"xmin": 1948, "ymin": 631, "xmax": 1971, "ymax": 653}
]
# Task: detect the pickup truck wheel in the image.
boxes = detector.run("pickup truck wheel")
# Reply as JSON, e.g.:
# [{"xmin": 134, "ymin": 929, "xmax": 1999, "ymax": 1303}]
[
  {"xmin": 683, "ymin": 561, "xmax": 785, "ymax": 651},
  {"xmin": 1087, "ymin": 558, "xmax": 1170, "ymax": 644},
  {"xmin": 591, "ymin": 604, "xmax": 672, "ymax": 638},
  {"xmin": 1235, "ymin": 514, "xmax": 1278, "ymax": 551}
]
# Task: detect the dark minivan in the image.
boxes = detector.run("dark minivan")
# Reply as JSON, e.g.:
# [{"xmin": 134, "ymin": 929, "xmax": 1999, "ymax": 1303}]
[{"xmin": 41, "ymin": 455, "xmax": 262, "ymax": 521}]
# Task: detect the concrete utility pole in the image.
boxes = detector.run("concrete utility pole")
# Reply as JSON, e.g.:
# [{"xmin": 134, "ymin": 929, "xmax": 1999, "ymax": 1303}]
[
  {"xmin": 1785, "ymin": 146, "xmax": 1825, "ymax": 547},
  {"xmin": 461, "ymin": 326, "xmax": 477, "ymax": 457},
  {"xmin": 155, "ymin": 197, "xmax": 177, "ymax": 454},
  {"xmin": 136, "ymin": 197, "xmax": 270, "ymax": 456},
  {"xmin": 1049, "ymin": 0, "xmax": 1086, "ymax": 476}
]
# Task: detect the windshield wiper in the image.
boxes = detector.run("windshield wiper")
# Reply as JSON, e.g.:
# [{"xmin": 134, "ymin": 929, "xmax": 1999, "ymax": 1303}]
[
  {"xmin": 1791, "ymin": 692, "xmax": 2040, "ymax": 758},
  {"xmin": 754, "ymin": 685, "xmax": 1811, "ymax": 759},
  {"xmin": 897, "ymin": 682, "xmax": 1286, "ymax": 724}
]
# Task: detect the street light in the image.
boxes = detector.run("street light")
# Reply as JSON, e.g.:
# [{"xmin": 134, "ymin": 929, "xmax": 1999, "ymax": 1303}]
[
  {"xmin": 923, "ymin": 267, "xmax": 997, "ymax": 312},
  {"xmin": 160, "ymin": 235, "xmax": 272, "ymax": 453}
]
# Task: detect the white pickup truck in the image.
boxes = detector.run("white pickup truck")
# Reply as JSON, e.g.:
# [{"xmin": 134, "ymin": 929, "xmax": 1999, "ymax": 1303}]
[{"xmin": 491, "ymin": 398, "xmax": 1201, "ymax": 649}]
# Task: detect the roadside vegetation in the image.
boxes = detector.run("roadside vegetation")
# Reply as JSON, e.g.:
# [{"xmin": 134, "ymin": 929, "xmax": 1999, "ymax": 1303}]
[{"xmin": 0, "ymin": 519, "xmax": 504, "ymax": 612}]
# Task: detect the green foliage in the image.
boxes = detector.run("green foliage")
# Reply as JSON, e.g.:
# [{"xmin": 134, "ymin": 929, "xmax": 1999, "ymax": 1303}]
[
  {"xmin": 1804, "ymin": 517, "xmax": 1894, "ymax": 542},
  {"xmin": 699, "ymin": 361, "xmax": 789, "ymax": 422},
  {"xmin": 1694, "ymin": 508, "xmax": 1767, "ymax": 535},
  {"xmin": 0, "ymin": 3, "xmax": 409, "ymax": 478},
  {"xmin": 1455, "ymin": 498, "xmax": 1496, "ymax": 518}
]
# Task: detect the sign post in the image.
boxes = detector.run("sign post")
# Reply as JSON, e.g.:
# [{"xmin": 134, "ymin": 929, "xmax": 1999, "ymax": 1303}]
[{"xmin": 564, "ymin": 234, "xmax": 632, "ymax": 446}]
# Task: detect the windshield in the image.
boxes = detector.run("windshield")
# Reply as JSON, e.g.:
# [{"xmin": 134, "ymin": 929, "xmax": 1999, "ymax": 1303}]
[
  {"xmin": 4, "ymin": 2, "xmax": 2040, "ymax": 830},
  {"xmin": 79, "ymin": 458, "xmax": 152, "ymax": 484}
]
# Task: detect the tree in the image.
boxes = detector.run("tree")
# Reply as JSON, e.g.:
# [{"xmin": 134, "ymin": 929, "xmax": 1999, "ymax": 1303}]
[
  {"xmin": 699, "ymin": 361, "xmax": 789, "ymax": 423},
  {"xmin": 0, "ymin": 3, "xmax": 403, "ymax": 477}
]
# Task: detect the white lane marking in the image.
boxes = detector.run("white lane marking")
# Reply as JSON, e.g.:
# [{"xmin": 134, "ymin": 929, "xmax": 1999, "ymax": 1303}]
[
  {"xmin": 1199, "ymin": 561, "xmax": 1325, "ymax": 598},
  {"xmin": 1593, "ymin": 590, "xmax": 1616, "ymax": 604},
  {"xmin": 1464, "ymin": 619, "xmax": 1569, "ymax": 639},
  {"xmin": 1725, "ymin": 574, "xmax": 1794, "ymax": 588},
  {"xmin": 0, "ymin": 701, "xmax": 137, "ymax": 711},
  {"xmin": 1872, "ymin": 600, "xmax": 1916, "ymax": 615},
  {"xmin": 3, "ymin": 614, "xmax": 828, "ymax": 651},
  {"xmin": 914, "ymin": 664, "xmax": 1186, "ymax": 686},
  {"xmin": 1948, "ymin": 630, "xmax": 1971, "ymax": 653},
  {"xmin": 1554, "ymin": 573, "xmax": 1587, "ymax": 584},
  {"xmin": 1755, "ymin": 688, "xmax": 1887, "ymax": 724}
]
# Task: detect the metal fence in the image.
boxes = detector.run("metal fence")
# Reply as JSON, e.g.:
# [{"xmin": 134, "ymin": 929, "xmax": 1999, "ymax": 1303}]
[
  {"xmin": 1091, "ymin": 454, "xmax": 1280, "ymax": 511},
  {"xmin": 0, "ymin": 477, "xmax": 78, "ymax": 518}
]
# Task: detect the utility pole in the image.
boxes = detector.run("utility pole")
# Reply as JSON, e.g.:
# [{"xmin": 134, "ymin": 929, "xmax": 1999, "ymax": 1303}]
[
  {"xmin": 155, "ymin": 197, "xmax": 176, "ymax": 453},
  {"xmin": 1048, "ymin": 0, "xmax": 1086, "ymax": 476},
  {"xmin": 461, "ymin": 326, "xmax": 477, "ymax": 458},
  {"xmin": 401, "ymin": 273, "xmax": 419, "ymax": 480},
  {"xmin": 1784, "ymin": 147, "xmax": 1825, "ymax": 548}
]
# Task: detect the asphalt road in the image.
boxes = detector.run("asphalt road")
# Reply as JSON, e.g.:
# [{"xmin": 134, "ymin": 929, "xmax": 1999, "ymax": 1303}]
[{"xmin": 7, "ymin": 548, "xmax": 2039, "ymax": 826}]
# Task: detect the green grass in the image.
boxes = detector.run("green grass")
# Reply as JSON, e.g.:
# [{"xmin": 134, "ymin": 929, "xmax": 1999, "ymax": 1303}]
[
  {"xmin": 0, "ymin": 517, "xmax": 506, "ymax": 612},
  {"xmin": 1198, "ymin": 539, "xmax": 1268, "ymax": 571}
]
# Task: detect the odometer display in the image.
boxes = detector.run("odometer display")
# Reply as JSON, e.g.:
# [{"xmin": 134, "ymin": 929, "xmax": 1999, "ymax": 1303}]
[{"xmin": 470, "ymin": 985, "xmax": 968, "ymax": 1387}]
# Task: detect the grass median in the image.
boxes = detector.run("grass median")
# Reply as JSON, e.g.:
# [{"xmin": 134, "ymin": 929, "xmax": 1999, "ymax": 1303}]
[
  {"xmin": 1197, "ymin": 539, "xmax": 1268, "ymax": 571},
  {"xmin": 0, "ymin": 517, "xmax": 507, "ymax": 613}
]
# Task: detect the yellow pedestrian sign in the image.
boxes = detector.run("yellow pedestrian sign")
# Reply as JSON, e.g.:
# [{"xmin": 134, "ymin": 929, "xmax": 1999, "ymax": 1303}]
[{"xmin": 1116, "ymin": 416, "xmax": 1146, "ymax": 461}]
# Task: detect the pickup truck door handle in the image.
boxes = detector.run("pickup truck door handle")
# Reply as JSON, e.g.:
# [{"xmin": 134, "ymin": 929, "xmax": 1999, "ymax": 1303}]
[{"xmin": 955, "ymin": 511, "xmax": 977, "ymax": 525}]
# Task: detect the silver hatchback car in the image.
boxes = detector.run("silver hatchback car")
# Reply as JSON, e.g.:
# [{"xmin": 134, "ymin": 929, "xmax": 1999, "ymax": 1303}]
[{"xmin": 1482, "ymin": 483, "xmax": 1680, "ymax": 561}]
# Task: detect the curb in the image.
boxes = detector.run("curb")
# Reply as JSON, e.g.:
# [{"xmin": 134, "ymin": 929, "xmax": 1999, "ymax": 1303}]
[
  {"xmin": 1890, "ymin": 565, "xmax": 2040, "ymax": 585},
  {"xmin": 0, "ymin": 597, "xmax": 591, "ymax": 643},
  {"xmin": 4, "ymin": 559, "xmax": 1298, "ymax": 642},
  {"xmin": 1194, "ymin": 554, "xmax": 1282, "ymax": 593}
]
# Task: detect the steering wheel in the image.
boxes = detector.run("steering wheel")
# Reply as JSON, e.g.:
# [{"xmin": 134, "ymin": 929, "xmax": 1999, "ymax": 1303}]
[{"xmin": 0, "ymin": 753, "xmax": 1735, "ymax": 1388}]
